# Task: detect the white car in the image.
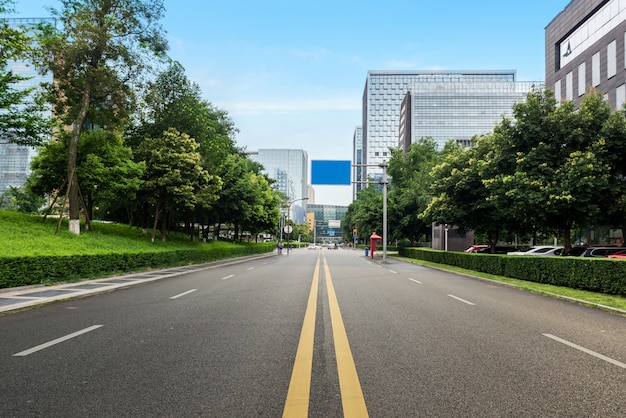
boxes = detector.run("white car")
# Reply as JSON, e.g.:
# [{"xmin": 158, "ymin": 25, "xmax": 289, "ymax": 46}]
[
  {"xmin": 508, "ymin": 246, "xmax": 563, "ymax": 256},
  {"xmin": 307, "ymin": 244, "xmax": 322, "ymax": 250}
]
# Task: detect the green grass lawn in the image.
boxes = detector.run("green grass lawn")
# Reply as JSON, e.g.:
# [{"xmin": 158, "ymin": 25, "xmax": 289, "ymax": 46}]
[{"xmin": 1, "ymin": 210, "xmax": 213, "ymax": 257}]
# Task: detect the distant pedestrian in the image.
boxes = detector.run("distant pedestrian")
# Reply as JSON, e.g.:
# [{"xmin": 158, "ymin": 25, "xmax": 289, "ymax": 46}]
[{"xmin": 278, "ymin": 242, "xmax": 284, "ymax": 254}]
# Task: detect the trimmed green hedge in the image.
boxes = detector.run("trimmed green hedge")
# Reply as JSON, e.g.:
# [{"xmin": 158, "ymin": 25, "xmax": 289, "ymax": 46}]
[
  {"xmin": 0, "ymin": 242, "xmax": 275, "ymax": 288},
  {"xmin": 399, "ymin": 247, "xmax": 626, "ymax": 296}
]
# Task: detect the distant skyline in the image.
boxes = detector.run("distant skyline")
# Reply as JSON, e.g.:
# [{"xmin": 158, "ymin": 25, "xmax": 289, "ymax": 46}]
[{"xmin": 6, "ymin": 0, "xmax": 569, "ymax": 206}]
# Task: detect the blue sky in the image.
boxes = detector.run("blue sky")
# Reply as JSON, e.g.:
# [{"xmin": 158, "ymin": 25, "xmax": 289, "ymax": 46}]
[{"xmin": 8, "ymin": 0, "xmax": 568, "ymax": 206}]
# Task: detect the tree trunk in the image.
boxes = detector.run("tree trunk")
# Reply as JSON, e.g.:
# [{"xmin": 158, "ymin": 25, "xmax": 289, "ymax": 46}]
[
  {"xmin": 66, "ymin": 80, "xmax": 93, "ymax": 235},
  {"xmin": 151, "ymin": 201, "xmax": 161, "ymax": 243}
]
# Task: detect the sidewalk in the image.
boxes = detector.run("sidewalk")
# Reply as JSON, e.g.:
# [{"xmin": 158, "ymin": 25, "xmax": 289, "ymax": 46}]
[{"xmin": 0, "ymin": 253, "xmax": 274, "ymax": 314}]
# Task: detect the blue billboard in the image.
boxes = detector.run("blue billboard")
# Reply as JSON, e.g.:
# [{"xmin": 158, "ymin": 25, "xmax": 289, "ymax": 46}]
[{"xmin": 311, "ymin": 160, "xmax": 351, "ymax": 185}]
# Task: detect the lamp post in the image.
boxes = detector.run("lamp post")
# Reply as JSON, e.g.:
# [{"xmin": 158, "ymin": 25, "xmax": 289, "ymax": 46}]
[
  {"xmin": 379, "ymin": 160, "xmax": 388, "ymax": 263},
  {"xmin": 285, "ymin": 197, "xmax": 308, "ymax": 254}
]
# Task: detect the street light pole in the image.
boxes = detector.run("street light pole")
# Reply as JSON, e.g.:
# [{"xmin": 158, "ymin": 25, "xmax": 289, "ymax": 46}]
[
  {"xmin": 379, "ymin": 160, "xmax": 388, "ymax": 263},
  {"xmin": 285, "ymin": 197, "xmax": 308, "ymax": 254}
]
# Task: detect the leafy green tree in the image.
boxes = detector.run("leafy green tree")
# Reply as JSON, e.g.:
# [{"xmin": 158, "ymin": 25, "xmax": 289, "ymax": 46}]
[
  {"xmin": 387, "ymin": 138, "xmax": 440, "ymax": 243},
  {"xmin": 28, "ymin": 130, "xmax": 145, "ymax": 225},
  {"xmin": 0, "ymin": 0, "xmax": 50, "ymax": 146},
  {"xmin": 0, "ymin": 184, "xmax": 45, "ymax": 213},
  {"xmin": 136, "ymin": 128, "xmax": 218, "ymax": 242},
  {"xmin": 128, "ymin": 61, "xmax": 238, "ymax": 172},
  {"xmin": 211, "ymin": 153, "xmax": 280, "ymax": 240},
  {"xmin": 31, "ymin": 0, "xmax": 167, "ymax": 234}
]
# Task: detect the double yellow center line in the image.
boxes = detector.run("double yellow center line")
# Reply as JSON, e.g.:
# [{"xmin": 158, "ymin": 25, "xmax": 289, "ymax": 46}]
[{"xmin": 283, "ymin": 253, "xmax": 369, "ymax": 417}]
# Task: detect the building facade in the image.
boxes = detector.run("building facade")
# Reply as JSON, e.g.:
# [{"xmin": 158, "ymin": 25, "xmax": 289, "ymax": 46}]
[
  {"xmin": 0, "ymin": 18, "xmax": 53, "ymax": 193},
  {"xmin": 248, "ymin": 148, "xmax": 308, "ymax": 223},
  {"xmin": 352, "ymin": 126, "xmax": 364, "ymax": 197},
  {"xmin": 360, "ymin": 70, "xmax": 536, "ymax": 193},
  {"xmin": 307, "ymin": 204, "xmax": 348, "ymax": 243},
  {"xmin": 546, "ymin": 0, "xmax": 626, "ymax": 109}
]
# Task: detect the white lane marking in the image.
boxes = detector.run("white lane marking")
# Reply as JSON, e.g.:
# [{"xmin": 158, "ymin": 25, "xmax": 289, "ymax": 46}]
[
  {"xmin": 221, "ymin": 275, "xmax": 234, "ymax": 280},
  {"xmin": 543, "ymin": 334, "xmax": 626, "ymax": 369},
  {"xmin": 170, "ymin": 289, "xmax": 197, "ymax": 299},
  {"xmin": 13, "ymin": 325, "xmax": 103, "ymax": 357},
  {"xmin": 247, "ymin": 267, "xmax": 255, "ymax": 271},
  {"xmin": 448, "ymin": 294, "xmax": 475, "ymax": 305},
  {"xmin": 388, "ymin": 270, "xmax": 397, "ymax": 274},
  {"xmin": 408, "ymin": 278, "xmax": 422, "ymax": 284}
]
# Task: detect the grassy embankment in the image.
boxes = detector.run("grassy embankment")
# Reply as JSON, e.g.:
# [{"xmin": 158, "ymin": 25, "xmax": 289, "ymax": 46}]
[{"xmin": 0, "ymin": 210, "xmax": 273, "ymax": 287}]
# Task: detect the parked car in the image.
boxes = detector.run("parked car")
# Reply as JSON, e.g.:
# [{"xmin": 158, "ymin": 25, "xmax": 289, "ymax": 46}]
[
  {"xmin": 576, "ymin": 246, "xmax": 626, "ymax": 257},
  {"xmin": 607, "ymin": 249, "xmax": 626, "ymax": 259},
  {"xmin": 464, "ymin": 245, "xmax": 489, "ymax": 253},
  {"xmin": 508, "ymin": 246, "xmax": 563, "ymax": 256},
  {"xmin": 562, "ymin": 245, "xmax": 621, "ymax": 256},
  {"xmin": 307, "ymin": 243, "xmax": 322, "ymax": 250},
  {"xmin": 476, "ymin": 246, "xmax": 521, "ymax": 254}
]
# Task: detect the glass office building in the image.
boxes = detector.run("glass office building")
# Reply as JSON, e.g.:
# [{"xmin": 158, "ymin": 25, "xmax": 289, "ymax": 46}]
[
  {"xmin": 360, "ymin": 70, "xmax": 537, "ymax": 187},
  {"xmin": 352, "ymin": 126, "xmax": 363, "ymax": 196},
  {"xmin": 307, "ymin": 204, "xmax": 348, "ymax": 243},
  {"xmin": 404, "ymin": 80, "xmax": 537, "ymax": 150},
  {"xmin": 0, "ymin": 18, "xmax": 53, "ymax": 193},
  {"xmin": 248, "ymin": 149, "xmax": 308, "ymax": 223}
]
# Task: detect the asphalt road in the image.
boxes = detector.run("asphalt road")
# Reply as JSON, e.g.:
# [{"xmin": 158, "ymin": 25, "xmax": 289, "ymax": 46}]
[{"xmin": 0, "ymin": 249, "xmax": 624, "ymax": 417}]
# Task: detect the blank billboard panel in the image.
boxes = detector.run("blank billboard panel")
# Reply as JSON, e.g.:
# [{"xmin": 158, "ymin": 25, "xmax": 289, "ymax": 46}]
[{"xmin": 311, "ymin": 160, "xmax": 351, "ymax": 185}]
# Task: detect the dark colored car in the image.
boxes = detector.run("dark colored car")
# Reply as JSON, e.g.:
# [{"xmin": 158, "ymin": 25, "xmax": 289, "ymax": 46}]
[
  {"xmin": 476, "ymin": 246, "xmax": 521, "ymax": 254},
  {"xmin": 565, "ymin": 246, "xmax": 625, "ymax": 257}
]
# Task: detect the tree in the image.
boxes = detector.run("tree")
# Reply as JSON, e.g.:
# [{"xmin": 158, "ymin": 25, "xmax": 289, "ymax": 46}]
[
  {"xmin": 128, "ymin": 61, "xmax": 239, "ymax": 172},
  {"xmin": 28, "ymin": 129, "xmax": 145, "ymax": 225},
  {"xmin": 32, "ymin": 0, "xmax": 167, "ymax": 234},
  {"xmin": 0, "ymin": 0, "xmax": 50, "ymax": 146},
  {"xmin": 211, "ymin": 153, "xmax": 280, "ymax": 240},
  {"xmin": 136, "ymin": 128, "xmax": 217, "ymax": 242},
  {"xmin": 387, "ymin": 138, "xmax": 441, "ymax": 243}
]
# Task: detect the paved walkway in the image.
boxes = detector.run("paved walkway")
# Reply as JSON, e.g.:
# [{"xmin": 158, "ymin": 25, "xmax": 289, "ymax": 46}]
[{"xmin": 0, "ymin": 253, "xmax": 275, "ymax": 314}]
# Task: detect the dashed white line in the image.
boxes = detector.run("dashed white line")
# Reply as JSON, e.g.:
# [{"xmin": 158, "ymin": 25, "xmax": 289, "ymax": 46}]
[
  {"xmin": 543, "ymin": 334, "xmax": 626, "ymax": 369},
  {"xmin": 408, "ymin": 278, "xmax": 422, "ymax": 284},
  {"xmin": 221, "ymin": 274, "xmax": 234, "ymax": 280},
  {"xmin": 388, "ymin": 269, "xmax": 397, "ymax": 274},
  {"xmin": 448, "ymin": 294, "xmax": 475, "ymax": 305},
  {"xmin": 13, "ymin": 325, "xmax": 103, "ymax": 357},
  {"xmin": 247, "ymin": 267, "xmax": 255, "ymax": 271},
  {"xmin": 170, "ymin": 289, "xmax": 197, "ymax": 299}
]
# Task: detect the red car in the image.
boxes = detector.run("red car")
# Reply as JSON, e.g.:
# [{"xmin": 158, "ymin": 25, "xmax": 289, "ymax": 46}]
[{"xmin": 607, "ymin": 249, "xmax": 626, "ymax": 259}]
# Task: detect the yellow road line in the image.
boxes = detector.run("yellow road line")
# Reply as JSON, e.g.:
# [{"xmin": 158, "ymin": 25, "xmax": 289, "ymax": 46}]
[
  {"xmin": 283, "ymin": 254, "xmax": 320, "ymax": 417},
  {"xmin": 324, "ymin": 254, "xmax": 369, "ymax": 417}
]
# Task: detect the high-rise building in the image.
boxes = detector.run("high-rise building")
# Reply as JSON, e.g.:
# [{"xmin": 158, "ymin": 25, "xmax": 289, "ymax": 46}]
[
  {"xmin": 546, "ymin": 0, "xmax": 626, "ymax": 110},
  {"xmin": 0, "ymin": 18, "xmax": 53, "ymax": 193},
  {"xmin": 352, "ymin": 126, "xmax": 363, "ymax": 196},
  {"xmin": 360, "ymin": 70, "xmax": 537, "ymax": 190},
  {"xmin": 248, "ymin": 149, "xmax": 308, "ymax": 223}
]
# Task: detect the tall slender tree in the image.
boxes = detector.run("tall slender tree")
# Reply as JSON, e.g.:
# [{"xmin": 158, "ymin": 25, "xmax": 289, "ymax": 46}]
[
  {"xmin": 31, "ymin": 0, "xmax": 167, "ymax": 234},
  {"xmin": 0, "ymin": 0, "xmax": 50, "ymax": 146}
]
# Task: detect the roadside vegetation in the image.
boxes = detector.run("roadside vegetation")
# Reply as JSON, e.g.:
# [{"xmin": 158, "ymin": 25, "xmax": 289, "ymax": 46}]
[
  {"xmin": 395, "ymin": 255, "xmax": 626, "ymax": 314},
  {"xmin": 0, "ymin": 211, "xmax": 274, "ymax": 288}
]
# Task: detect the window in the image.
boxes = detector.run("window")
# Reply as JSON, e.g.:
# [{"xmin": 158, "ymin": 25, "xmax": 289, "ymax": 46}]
[
  {"xmin": 617, "ymin": 84, "xmax": 625, "ymax": 107},
  {"xmin": 566, "ymin": 71, "xmax": 573, "ymax": 100},
  {"xmin": 578, "ymin": 62, "xmax": 586, "ymax": 96},
  {"xmin": 554, "ymin": 80, "xmax": 561, "ymax": 104},
  {"xmin": 592, "ymin": 52, "xmax": 600, "ymax": 86},
  {"xmin": 608, "ymin": 40, "xmax": 617, "ymax": 79}
]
